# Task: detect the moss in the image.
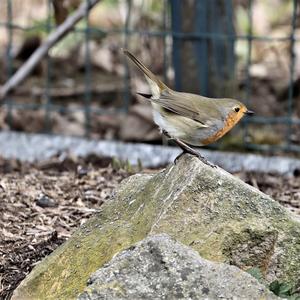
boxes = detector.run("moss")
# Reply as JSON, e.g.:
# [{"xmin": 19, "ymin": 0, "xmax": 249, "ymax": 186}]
[
  {"xmin": 13, "ymin": 174, "xmax": 154, "ymax": 300},
  {"xmin": 13, "ymin": 155, "xmax": 300, "ymax": 299}
]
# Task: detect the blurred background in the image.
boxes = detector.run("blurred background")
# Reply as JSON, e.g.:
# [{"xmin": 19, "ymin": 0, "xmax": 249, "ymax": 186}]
[
  {"xmin": 2, "ymin": 2, "xmax": 300, "ymax": 298},
  {"xmin": 0, "ymin": 0, "xmax": 299, "ymax": 155}
]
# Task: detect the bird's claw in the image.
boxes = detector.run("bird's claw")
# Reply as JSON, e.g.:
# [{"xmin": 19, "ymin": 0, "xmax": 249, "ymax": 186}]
[
  {"xmin": 174, "ymin": 151, "xmax": 217, "ymax": 168},
  {"xmin": 174, "ymin": 151, "xmax": 185, "ymax": 164},
  {"xmin": 196, "ymin": 154, "xmax": 217, "ymax": 168}
]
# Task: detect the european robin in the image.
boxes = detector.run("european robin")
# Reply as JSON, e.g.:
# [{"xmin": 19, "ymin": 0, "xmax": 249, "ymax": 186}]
[{"xmin": 123, "ymin": 49, "xmax": 254, "ymax": 166}]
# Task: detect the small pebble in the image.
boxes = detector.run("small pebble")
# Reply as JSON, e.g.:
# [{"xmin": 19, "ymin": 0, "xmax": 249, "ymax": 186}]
[
  {"xmin": 36, "ymin": 193, "xmax": 57, "ymax": 208},
  {"xmin": 77, "ymin": 165, "xmax": 89, "ymax": 177}
]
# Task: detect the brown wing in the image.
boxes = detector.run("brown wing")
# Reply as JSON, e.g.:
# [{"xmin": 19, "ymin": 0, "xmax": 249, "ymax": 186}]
[{"xmin": 148, "ymin": 90, "xmax": 224, "ymax": 127}]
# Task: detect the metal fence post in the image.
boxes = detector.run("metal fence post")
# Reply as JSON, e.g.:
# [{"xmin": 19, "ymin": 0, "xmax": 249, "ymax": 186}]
[{"xmin": 170, "ymin": 0, "xmax": 235, "ymax": 97}]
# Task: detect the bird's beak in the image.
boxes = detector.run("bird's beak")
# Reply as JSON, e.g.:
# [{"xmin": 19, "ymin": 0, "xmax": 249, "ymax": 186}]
[{"xmin": 245, "ymin": 110, "xmax": 254, "ymax": 115}]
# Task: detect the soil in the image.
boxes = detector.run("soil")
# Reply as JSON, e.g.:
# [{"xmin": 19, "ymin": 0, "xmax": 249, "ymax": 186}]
[
  {"xmin": 0, "ymin": 155, "xmax": 300, "ymax": 300},
  {"xmin": 0, "ymin": 155, "xmax": 132, "ymax": 300}
]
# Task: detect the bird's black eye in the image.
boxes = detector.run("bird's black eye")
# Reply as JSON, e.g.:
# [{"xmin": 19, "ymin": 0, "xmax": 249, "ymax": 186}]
[{"xmin": 234, "ymin": 107, "xmax": 240, "ymax": 112}]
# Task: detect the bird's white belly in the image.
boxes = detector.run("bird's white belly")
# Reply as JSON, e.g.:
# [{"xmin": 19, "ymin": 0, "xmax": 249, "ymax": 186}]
[
  {"xmin": 152, "ymin": 109, "xmax": 184, "ymax": 138},
  {"xmin": 151, "ymin": 105, "xmax": 223, "ymax": 147}
]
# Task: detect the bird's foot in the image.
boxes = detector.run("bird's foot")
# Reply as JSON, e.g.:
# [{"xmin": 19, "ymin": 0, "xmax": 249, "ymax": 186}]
[
  {"xmin": 163, "ymin": 134, "xmax": 217, "ymax": 168},
  {"xmin": 195, "ymin": 152, "xmax": 217, "ymax": 168},
  {"xmin": 174, "ymin": 151, "xmax": 185, "ymax": 164},
  {"xmin": 174, "ymin": 150, "xmax": 216, "ymax": 168}
]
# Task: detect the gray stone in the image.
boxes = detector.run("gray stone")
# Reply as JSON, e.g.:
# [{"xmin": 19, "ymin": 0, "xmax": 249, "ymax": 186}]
[
  {"xmin": 78, "ymin": 234, "xmax": 278, "ymax": 300},
  {"xmin": 12, "ymin": 155, "xmax": 300, "ymax": 300}
]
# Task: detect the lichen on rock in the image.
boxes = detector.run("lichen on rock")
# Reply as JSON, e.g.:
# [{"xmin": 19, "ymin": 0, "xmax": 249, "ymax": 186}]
[
  {"xmin": 13, "ymin": 154, "xmax": 300, "ymax": 300},
  {"xmin": 78, "ymin": 234, "xmax": 279, "ymax": 300}
]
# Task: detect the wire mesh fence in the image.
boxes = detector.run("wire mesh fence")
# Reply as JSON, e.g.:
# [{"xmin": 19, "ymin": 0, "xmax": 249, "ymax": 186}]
[{"xmin": 0, "ymin": 0, "xmax": 299, "ymax": 153}]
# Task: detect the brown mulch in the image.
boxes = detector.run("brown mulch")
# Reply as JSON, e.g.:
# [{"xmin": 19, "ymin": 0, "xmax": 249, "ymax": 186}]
[
  {"xmin": 0, "ymin": 155, "xmax": 133, "ymax": 300},
  {"xmin": 236, "ymin": 171, "xmax": 300, "ymax": 216},
  {"xmin": 0, "ymin": 156, "xmax": 300, "ymax": 300}
]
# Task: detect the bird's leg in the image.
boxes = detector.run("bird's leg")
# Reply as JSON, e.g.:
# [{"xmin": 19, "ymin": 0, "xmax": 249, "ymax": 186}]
[
  {"xmin": 162, "ymin": 130, "xmax": 171, "ymax": 139},
  {"xmin": 173, "ymin": 139, "xmax": 216, "ymax": 167},
  {"xmin": 162, "ymin": 130, "xmax": 216, "ymax": 168},
  {"xmin": 173, "ymin": 138, "xmax": 202, "ymax": 156},
  {"xmin": 162, "ymin": 130, "xmax": 185, "ymax": 161}
]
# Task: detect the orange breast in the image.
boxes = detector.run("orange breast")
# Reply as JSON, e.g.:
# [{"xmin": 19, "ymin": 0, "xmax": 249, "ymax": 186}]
[{"xmin": 201, "ymin": 111, "xmax": 242, "ymax": 145}]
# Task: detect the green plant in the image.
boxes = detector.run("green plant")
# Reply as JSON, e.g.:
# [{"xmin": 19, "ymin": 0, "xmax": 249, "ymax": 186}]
[
  {"xmin": 246, "ymin": 268, "xmax": 300, "ymax": 299},
  {"xmin": 111, "ymin": 157, "xmax": 136, "ymax": 173},
  {"xmin": 269, "ymin": 280, "xmax": 300, "ymax": 299},
  {"xmin": 246, "ymin": 267, "xmax": 265, "ymax": 285}
]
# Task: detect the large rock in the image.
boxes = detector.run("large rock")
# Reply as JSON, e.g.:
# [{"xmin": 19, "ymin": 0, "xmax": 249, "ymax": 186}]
[
  {"xmin": 78, "ymin": 234, "xmax": 278, "ymax": 300},
  {"xmin": 13, "ymin": 155, "xmax": 300, "ymax": 299}
]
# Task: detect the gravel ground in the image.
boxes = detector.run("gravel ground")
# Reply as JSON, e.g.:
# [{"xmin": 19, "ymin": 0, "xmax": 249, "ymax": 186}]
[{"xmin": 0, "ymin": 155, "xmax": 299, "ymax": 299}]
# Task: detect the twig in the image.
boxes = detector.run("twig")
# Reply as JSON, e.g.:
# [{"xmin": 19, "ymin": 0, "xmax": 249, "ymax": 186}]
[
  {"xmin": 0, "ymin": 0, "xmax": 101, "ymax": 100},
  {"xmin": 13, "ymin": 82, "xmax": 124, "ymax": 99}
]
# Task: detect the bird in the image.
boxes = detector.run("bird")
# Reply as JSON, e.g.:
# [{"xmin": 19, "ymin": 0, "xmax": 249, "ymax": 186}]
[{"xmin": 123, "ymin": 49, "xmax": 253, "ymax": 166}]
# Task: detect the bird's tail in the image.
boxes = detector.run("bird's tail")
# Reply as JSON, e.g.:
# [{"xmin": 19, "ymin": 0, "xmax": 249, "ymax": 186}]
[{"xmin": 123, "ymin": 49, "xmax": 169, "ymax": 98}]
